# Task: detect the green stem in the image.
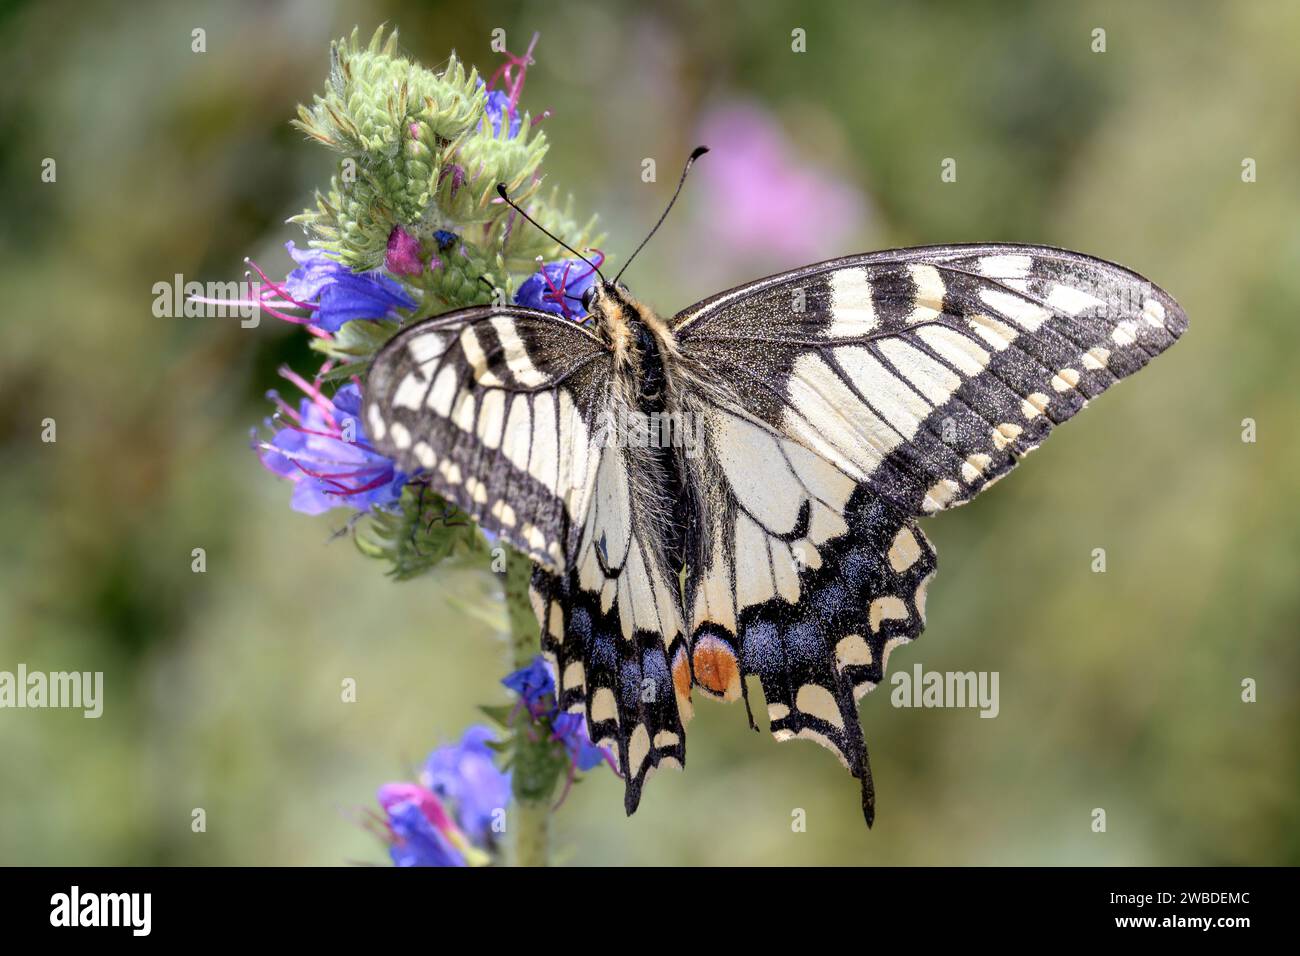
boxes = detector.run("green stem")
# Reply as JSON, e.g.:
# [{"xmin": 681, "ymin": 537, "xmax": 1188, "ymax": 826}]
[
  {"xmin": 511, "ymin": 797, "xmax": 551, "ymax": 868},
  {"xmin": 503, "ymin": 550, "xmax": 552, "ymax": 867}
]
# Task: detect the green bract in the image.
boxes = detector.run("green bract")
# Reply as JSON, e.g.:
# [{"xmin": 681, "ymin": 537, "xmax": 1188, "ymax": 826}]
[
  {"xmin": 288, "ymin": 26, "xmax": 600, "ymax": 312},
  {"xmin": 354, "ymin": 484, "xmax": 491, "ymax": 580}
]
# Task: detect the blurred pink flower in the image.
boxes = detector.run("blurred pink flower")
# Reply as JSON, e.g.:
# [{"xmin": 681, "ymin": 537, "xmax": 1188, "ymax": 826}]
[{"xmin": 693, "ymin": 101, "xmax": 869, "ymax": 270}]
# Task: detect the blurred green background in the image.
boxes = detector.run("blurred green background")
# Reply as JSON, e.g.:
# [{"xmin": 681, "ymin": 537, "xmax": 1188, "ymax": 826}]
[{"xmin": 2, "ymin": 0, "xmax": 1297, "ymax": 866}]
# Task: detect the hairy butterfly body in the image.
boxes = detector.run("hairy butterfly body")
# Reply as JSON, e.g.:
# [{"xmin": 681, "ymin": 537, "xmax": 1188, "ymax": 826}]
[{"xmin": 365, "ymin": 241, "xmax": 1187, "ymax": 825}]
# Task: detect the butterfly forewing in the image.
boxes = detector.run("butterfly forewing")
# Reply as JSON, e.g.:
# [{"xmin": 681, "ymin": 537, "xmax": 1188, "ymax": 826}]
[
  {"xmin": 674, "ymin": 244, "xmax": 1187, "ymax": 516},
  {"xmin": 366, "ymin": 305, "xmax": 692, "ymax": 811},
  {"xmin": 364, "ymin": 306, "xmax": 612, "ymax": 568}
]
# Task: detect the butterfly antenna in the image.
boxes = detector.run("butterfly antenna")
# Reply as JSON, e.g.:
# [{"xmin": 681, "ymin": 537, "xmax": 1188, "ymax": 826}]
[
  {"xmin": 495, "ymin": 183, "xmax": 605, "ymax": 281},
  {"xmin": 614, "ymin": 145, "xmax": 709, "ymax": 285}
]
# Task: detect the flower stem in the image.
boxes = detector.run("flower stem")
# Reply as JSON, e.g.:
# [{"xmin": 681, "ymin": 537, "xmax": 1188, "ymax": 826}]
[
  {"xmin": 503, "ymin": 550, "xmax": 552, "ymax": 866},
  {"xmin": 511, "ymin": 796, "xmax": 551, "ymax": 868}
]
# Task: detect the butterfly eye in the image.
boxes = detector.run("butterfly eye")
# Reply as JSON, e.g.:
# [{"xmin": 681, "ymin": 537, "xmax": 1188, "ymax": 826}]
[{"xmin": 580, "ymin": 285, "xmax": 597, "ymax": 312}]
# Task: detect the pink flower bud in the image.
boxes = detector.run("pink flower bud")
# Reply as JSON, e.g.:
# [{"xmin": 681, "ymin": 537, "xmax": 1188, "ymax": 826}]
[{"xmin": 385, "ymin": 226, "xmax": 424, "ymax": 277}]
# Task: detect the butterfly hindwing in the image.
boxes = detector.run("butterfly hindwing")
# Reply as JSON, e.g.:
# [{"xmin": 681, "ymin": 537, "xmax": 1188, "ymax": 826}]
[
  {"xmin": 532, "ymin": 440, "xmax": 692, "ymax": 813},
  {"xmin": 677, "ymin": 399, "xmax": 938, "ymax": 821}
]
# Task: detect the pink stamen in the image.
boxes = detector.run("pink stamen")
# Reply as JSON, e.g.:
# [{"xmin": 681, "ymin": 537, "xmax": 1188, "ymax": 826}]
[
  {"xmin": 327, "ymin": 471, "xmax": 393, "ymax": 496},
  {"xmin": 509, "ymin": 33, "xmax": 539, "ymax": 109},
  {"xmin": 305, "ymin": 466, "xmax": 379, "ymax": 480},
  {"xmin": 269, "ymin": 395, "xmax": 302, "ymax": 424},
  {"xmin": 187, "ymin": 293, "xmax": 260, "ymax": 309},
  {"xmin": 256, "ymin": 442, "xmax": 369, "ymax": 472},
  {"xmin": 292, "ymin": 461, "xmax": 387, "ymax": 496},
  {"xmin": 257, "ymin": 301, "xmax": 313, "ymax": 325},
  {"xmin": 572, "ymin": 249, "xmax": 605, "ymax": 284},
  {"xmin": 534, "ymin": 250, "xmax": 605, "ymax": 320},
  {"xmin": 487, "ymin": 31, "xmax": 540, "ymax": 121},
  {"xmin": 256, "ymin": 300, "xmax": 332, "ymax": 337},
  {"xmin": 552, "ymin": 761, "xmax": 576, "ymax": 811},
  {"xmin": 246, "ymin": 257, "xmax": 318, "ymax": 311},
  {"xmin": 278, "ymin": 366, "xmax": 338, "ymax": 431},
  {"xmin": 215, "ymin": 259, "xmax": 333, "ymax": 339}
]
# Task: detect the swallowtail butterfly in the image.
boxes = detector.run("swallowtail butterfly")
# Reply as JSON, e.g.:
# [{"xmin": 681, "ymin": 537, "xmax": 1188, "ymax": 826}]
[{"xmin": 364, "ymin": 151, "xmax": 1186, "ymax": 825}]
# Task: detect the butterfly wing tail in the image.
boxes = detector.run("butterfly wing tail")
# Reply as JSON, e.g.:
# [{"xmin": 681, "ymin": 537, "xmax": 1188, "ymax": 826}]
[
  {"xmin": 533, "ymin": 567, "xmax": 690, "ymax": 814},
  {"xmin": 735, "ymin": 505, "xmax": 938, "ymax": 826}
]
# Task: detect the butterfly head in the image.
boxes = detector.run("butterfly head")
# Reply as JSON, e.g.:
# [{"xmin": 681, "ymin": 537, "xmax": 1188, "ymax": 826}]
[
  {"xmin": 582, "ymin": 279, "xmax": 643, "ymax": 352},
  {"xmin": 581, "ymin": 278, "xmax": 632, "ymax": 316}
]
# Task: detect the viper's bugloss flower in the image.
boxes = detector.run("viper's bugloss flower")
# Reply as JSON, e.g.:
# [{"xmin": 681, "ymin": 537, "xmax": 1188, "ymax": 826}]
[
  {"xmin": 385, "ymin": 226, "xmax": 425, "ymax": 277},
  {"xmin": 502, "ymin": 658, "xmax": 555, "ymax": 717},
  {"xmin": 256, "ymin": 374, "xmax": 407, "ymax": 515},
  {"xmin": 515, "ymin": 255, "xmax": 603, "ymax": 321},
  {"xmin": 483, "ymin": 89, "xmax": 523, "ymax": 139},
  {"xmin": 504, "ymin": 656, "xmax": 616, "ymax": 777},
  {"xmin": 373, "ymin": 726, "xmax": 508, "ymax": 867},
  {"xmin": 553, "ymin": 711, "xmax": 612, "ymax": 772},
  {"xmin": 481, "ymin": 32, "xmax": 539, "ymax": 140},
  {"xmin": 250, "ymin": 34, "xmax": 615, "ymax": 850},
  {"xmin": 281, "ymin": 242, "xmax": 417, "ymax": 332},
  {"xmin": 420, "ymin": 726, "xmax": 512, "ymax": 845},
  {"xmin": 379, "ymin": 792, "xmax": 470, "ymax": 867}
]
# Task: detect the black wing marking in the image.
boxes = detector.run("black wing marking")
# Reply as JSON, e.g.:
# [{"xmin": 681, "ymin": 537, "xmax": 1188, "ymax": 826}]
[
  {"xmin": 672, "ymin": 244, "xmax": 1186, "ymax": 821},
  {"xmin": 365, "ymin": 306, "xmax": 611, "ymax": 570},
  {"xmin": 531, "ymin": 439, "xmax": 692, "ymax": 814}
]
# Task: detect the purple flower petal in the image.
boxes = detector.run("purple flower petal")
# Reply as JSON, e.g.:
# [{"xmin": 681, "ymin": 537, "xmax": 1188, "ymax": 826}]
[
  {"xmin": 515, "ymin": 259, "xmax": 599, "ymax": 320},
  {"xmin": 502, "ymin": 658, "xmax": 555, "ymax": 711},
  {"xmin": 482, "ymin": 88, "xmax": 522, "ymax": 139},
  {"xmin": 384, "ymin": 800, "xmax": 466, "ymax": 867},
  {"xmin": 280, "ymin": 241, "xmax": 417, "ymax": 332},
  {"xmin": 421, "ymin": 726, "xmax": 512, "ymax": 845},
  {"xmin": 255, "ymin": 378, "xmax": 410, "ymax": 514}
]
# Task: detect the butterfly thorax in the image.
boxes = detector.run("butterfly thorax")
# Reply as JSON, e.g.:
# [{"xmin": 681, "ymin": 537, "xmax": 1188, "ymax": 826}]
[{"xmin": 589, "ymin": 282, "xmax": 681, "ymax": 408}]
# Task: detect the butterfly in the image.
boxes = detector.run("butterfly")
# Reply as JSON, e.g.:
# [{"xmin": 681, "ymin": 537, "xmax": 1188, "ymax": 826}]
[{"xmin": 363, "ymin": 153, "xmax": 1187, "ymax": 825}]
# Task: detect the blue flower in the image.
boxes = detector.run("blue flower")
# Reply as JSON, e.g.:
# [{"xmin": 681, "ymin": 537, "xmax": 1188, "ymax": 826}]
[
  {"xmin": 281, "ymin": 242, "xmax": 416, "ymax": 333},
  {"xmin": 503, "ymin": 656, "xmax": 616, "ymax": 777},
  {"xmin": 483, "ymin": 88, "xmax": 523, "ymax": 139},
  {"xmin": 502, "ymin": 658, "xmax": 555, "ymax": 715},
  {"xmin": 482, "ymin": 34, "xmax": 539, "ymax": 140},
  {"xmin": 420, "ymin": 726, "xmax": 512, "ymax": 845},
  {"xmin": 515, "ymin": 258, "xmax": 601, "ymax": 321},
  {"xmin": 553, "ymin": 711, "xmax": 611, "ymax": 771},
  {"xmin": 375, "ymin": 726, "xmax": 510, "ymax": 867},
  {"xmin": 256, "ymin": 375, "xmax": 407, "ymax": 515},
  {"xmin": 382, "ymin": 799, "xmax": 467, "ymax": 867}
]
